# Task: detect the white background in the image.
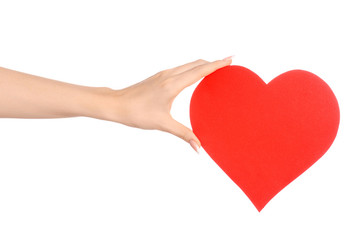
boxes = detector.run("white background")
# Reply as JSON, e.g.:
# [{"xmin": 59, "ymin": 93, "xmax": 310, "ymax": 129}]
[{"xmin": 0, "ymin": 0, "xmax": 361, "ymax": 239}]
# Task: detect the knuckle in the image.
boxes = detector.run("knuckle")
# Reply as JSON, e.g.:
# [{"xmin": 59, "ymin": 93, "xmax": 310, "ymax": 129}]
[
  {"xmin": 218, "ymin": 59, "xmax": 228, "ymax": 66},
  {"xmin": 181, "ymin": 131, "xmax": 189, "ymax": 142},
  {"xmin": 156, "ymin": 69, "xmax": 169, "ymax": 78},
  {"xmin": 184, "ymin": 131, "xmax": 194, "ymax": 142},
  {"xmin": 195, "ymin": 59, "xmax": 207, "ymax": 64}
]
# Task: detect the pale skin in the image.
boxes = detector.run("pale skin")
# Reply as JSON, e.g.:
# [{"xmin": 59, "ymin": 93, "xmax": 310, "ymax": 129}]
[{"xmin": 0, "ymin": 56, "xmax": 233, "ymax": 152}]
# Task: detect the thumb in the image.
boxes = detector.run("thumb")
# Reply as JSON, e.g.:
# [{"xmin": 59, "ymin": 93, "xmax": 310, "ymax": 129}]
[{"xmin": 162, "ymin": 116, "xmax": 201, "ymax": 153}]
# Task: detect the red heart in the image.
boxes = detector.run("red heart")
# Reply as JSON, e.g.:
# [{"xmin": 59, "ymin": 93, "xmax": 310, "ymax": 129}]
[{"xmin": 190, "ymin": 65, "xmax": 340, "ymax": 211}]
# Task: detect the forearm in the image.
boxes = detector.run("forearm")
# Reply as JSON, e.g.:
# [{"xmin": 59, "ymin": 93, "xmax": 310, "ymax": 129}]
[{"xmin": 0, "ymin": 66, "xmax": 114, "ymax": 120}]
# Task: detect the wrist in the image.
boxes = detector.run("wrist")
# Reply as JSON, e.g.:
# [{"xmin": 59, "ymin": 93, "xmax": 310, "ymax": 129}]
[{"xmin": 81, "ymin": 86, "xmax": 119, "ymax": 121}]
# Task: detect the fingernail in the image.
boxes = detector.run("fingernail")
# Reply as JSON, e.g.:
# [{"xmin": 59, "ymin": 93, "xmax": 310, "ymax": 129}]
[
  {"xmin": 189, "ymin": 139, "xmax": 200, "ymax": 154},
  {"xmin": 222, "ymin": 55, "xmax": 235, "ymax": 61}
]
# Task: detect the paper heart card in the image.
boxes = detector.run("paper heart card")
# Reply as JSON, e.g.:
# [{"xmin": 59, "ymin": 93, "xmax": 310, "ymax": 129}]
[{"xmin": 190, "ymin": 65, "xmax": 340, "ymax": 211}]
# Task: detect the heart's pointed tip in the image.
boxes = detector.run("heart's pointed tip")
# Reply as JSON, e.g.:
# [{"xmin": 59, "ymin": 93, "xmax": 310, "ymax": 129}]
[
  {"xmin": 255, "ymin": 205, "xmax": 265, "ymax": 212},
  {"xmin": 252, "ymin": 199, "xmax": 268, "ymax": 212}
]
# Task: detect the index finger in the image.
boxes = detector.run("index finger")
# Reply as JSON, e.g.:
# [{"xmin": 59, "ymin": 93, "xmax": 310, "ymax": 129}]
[
  {"xmin": 174, "ymin": 57, "xmax": 233, "ymax": 90},
  {"xmin": 168, "ymin": 59, "xmax": 209, "ymax": 75}
]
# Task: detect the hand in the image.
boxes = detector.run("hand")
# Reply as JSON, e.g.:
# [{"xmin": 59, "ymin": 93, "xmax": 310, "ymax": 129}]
[{"xmin": 105, "ymin": 56, "xmax": 234, "ymax": 152}]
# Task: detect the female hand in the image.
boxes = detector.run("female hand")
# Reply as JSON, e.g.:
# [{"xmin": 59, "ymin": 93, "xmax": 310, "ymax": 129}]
[
  {"xmin": 0, "ymin": 56, "xmax": 233, "ymax": 153},
  {"xmin": 105, "ymin": 56, "xmax": 234, "ymax": 152}
]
